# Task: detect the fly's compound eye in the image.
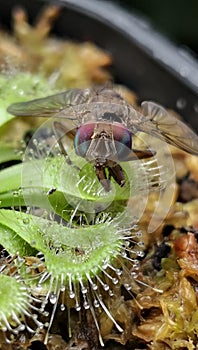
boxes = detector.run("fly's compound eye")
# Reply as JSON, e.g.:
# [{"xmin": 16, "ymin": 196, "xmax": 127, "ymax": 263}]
[
  {"xmin": 112, "ymin": 124, "xmax": 132, "ymax": 160},
  {"xmin": 74, "ymin": 123, "xmax": 95, "ymax": 157}
]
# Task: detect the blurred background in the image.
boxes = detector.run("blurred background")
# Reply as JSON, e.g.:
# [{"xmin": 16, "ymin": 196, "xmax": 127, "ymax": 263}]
[{"xmin": 116, "ymin": 0, "xmax": 198, "ymax": 56}]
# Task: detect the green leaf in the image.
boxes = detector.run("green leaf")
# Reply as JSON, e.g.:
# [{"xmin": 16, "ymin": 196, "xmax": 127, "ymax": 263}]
[
  {"xmin": 0, "ymin": 222, "xmax": 36, "ymax": 256},
  {"xmin": 0, "ymin": 209, "xmax": 123, "ymax": 280},
  {"xmin": 0, "ymin": 156, "xmax": 132, "ymax": 213},
  {"xmin": 0, "ymin": 274, "xmax": 30, "ymax": 330},
  {"xmin": 0, "ymin": 72, "xmax": 56, "ymax": 127},
  {"xmin": 0, "ymin": 142, "xmax": 22, "ymax": 164}
]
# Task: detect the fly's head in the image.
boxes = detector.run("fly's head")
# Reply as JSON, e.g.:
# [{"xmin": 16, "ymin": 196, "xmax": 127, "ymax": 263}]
[{"xmin": 74, "ymin": 121, "xmax": 132, "ymax": 191}]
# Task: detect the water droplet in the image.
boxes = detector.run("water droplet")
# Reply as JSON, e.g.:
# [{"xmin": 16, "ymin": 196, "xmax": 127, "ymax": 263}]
[
  {"xmin": 116, "ymin": 269, "xmax": 122, "ymax": 276},
  {"xmin": 103, "ymin": 284, "xmax": 109, "ymax": 291},
  {"xmin": 60, "ymin": 304, "xmax": 65, "ymax": 311},
  {"xmin": 94, "ymin": 300, "xmax": 100, "ymax": 308},
  {"xmin": 138, "ymin": 241, "xmax": 144, "ymax": 247},
  {"xmin": 60, "ymin": 285, "xmax": 65, "ymax": 292},
  {"xmin": 23, "ymin": 218, "xmax": 30, "ymax": 224},
  {"xmin": 137, "ymin": 250, "xmax": 145, "ymax": 257},
  {"xmin": 176, "ymin": 97, "xmax": 187, "ymax": 109},
  {"xmin": 83, "ymin": 301, "xmax": 90, "ymax": 310},
  {"xmin": 109, "ymin": 290, "xmax": 114, "ymax": 297},
  {"xmin": 76, "ymin": 305, "xmax": 81, "ymax": 311},
  {"xmin": 136, "ymin": 231, "xmax": 142, "ymax": 238},
  {"xmin": 32, "ymin": 314, "xmax": 38, "ymax": 320},
  {"xmin": 112, "ymin": 277, "xmax": 118, "ymax": 285},
  {"xmin": 41, "ymin": 300, "xmax": 48, "ymax": 309},
  {"xmin": 92, "ymin": 284, "xmax": 98, "ymax": 291},
  {"xmin": 131, "ymin": 272, "xmax": 138, "ymax": 279},
  {"xmin": 42, "ymin": 311, "xmax": 49, "ymax": 317},
  {"xmin": 30, "ymin": 240, "xmax": 36, "ymax": 246},
  {"xmin": 124, "ymin": 283, "xmax": 131, "ymax": 291},
  {"xmin": 33, "ymin": 139, "xmax": 38, "ymax": 146},
  {"xmin": 69, "ymin": 291, "xmax": 75, "ymax": 299},
  {"xmin": 13, "ymin": 191, "xmax": 19, "ymax": 197},
  {"xmin": 49, "ymin": 293, "xmax": 57, "ymax": 304},
  {"xmin": 121, "ymin": 251, "xmax": 127, "ymax": 258},
  {"xmin": 81, "ymin": 287, "xmax": 87, "ymax": 294},
  {"xmin": 18, "ymin": 89, "xmax": 24, "ymax": 96}
]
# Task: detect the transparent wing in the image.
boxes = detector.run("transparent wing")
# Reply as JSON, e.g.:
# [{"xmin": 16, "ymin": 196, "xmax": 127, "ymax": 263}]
[
  {"xmin": 139, "ymin": 101, "xmax": 198, "ymax": 155},
  {"xmin": 7, "ymin": 88, "xmax": 91, "ymax": 118}
]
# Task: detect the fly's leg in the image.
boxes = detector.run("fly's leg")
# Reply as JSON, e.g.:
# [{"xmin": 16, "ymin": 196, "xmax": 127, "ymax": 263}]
[
  {"xmin": 95, "ymin": 164, "xmax": 110, "ymax": 192},
  {"xmin": 108, "ymin": 163, "xmax": 125, "ymax": 187}
]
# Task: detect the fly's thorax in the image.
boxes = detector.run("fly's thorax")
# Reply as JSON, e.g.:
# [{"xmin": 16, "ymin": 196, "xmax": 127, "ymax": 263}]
[{"xmin": 73, "ymin": 102, "xmax": 132, "ymax": 125}]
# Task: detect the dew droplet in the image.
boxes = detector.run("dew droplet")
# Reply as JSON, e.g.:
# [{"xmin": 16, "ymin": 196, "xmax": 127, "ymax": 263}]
[
  {"xmin": 42, "ymin": 311, "xmax": 49, "ymax": 317},
  {"xmin": 109, "ymin": 290, "xmax": 114, "ymax": 297},
  {"xmin": 83, "ymin": 301, "xmax": 90, "ymax": 310},
  {"xmin": 23, "ymin": 218, "xmax": 30, "ymax": 224},
  {"xmin": 49, "ymin": 293, "xmax": 57, "ymax": 304},
  {"xmin": 18, "ymin": 89, "xmax": 24, "ymax": 96},
  {"xmin": 115, "ymin": 269, "xmax": 122, "ymax": 276},
  {"xmin": 137, "ymin": 250, "xmax": 145, "ymax": 257},
  {"xmin": 112, "ymin": 277, "xmax": 118, "ymax": 285},
  {"xmin": 60, "ymin": 304, "xmax": 65, "ymax": 311},
  {"xmin": 33, "ymin": 139, "xmax": 38, "ymax": 146},
  {"xmin": 92, "ymin": 284, "xmax": 98, "ymax": 291},
  {"xmin": 138, "ymin": 241, "xmax": 144, "ymax": 247},
  {"xmin": 81, "ymin": 287, "xmax": 87, "ymax": 294},
  {"xmin": 13, "ymin": 191, "xmax": 19, "ymax": 197},
  {"xmin": 131, "ymin": 272, "xmax": 138, "ymax": 279},
  {"xmin": 60, "ymin": 285, "xmax": 65, "ymax": 292},
  {"xmin": 32, "ymin": 314, "xmax": 38, "ymax": 320},
  {"xmin": 76, "ymin": 305, "xmax": 81, "ymax": 311},
  {"xmin": 69, "ymin": 291, "xmax": 75, "ymax": 299},
  {"xmin": 103, "ymin": 284, "xmax": 109, "ymax": 291},
  {"xmin": 136, "ymin": 231, "xmax": 142, "ymax": 238},
  {"xmin": 124, "ymin": 283, "xmax": 131, "ymax": 291},
  {"xmin": 94, "ymin": 299, "xmax": 100, "ymax": 308}
]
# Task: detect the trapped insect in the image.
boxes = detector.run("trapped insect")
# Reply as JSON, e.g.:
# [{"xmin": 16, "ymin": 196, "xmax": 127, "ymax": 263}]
[{"xmin": 7, "ymin": 86, "xmax": 198, "ymax": 191}]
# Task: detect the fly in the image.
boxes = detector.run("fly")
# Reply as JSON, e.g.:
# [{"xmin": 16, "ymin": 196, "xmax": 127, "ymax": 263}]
[{"xmin": 7, "ymin": 86, "xmax": 198, "ymax": 191}]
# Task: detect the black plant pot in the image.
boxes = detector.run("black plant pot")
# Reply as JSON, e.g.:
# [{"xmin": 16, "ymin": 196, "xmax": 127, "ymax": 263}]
[{"xmin": 0, "ymin": 0, "xmax": 198, "ymax": 132}]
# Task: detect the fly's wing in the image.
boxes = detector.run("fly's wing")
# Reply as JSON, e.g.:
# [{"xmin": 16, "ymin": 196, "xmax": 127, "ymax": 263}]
[
  {"xmin": 7, "ymin": 88, "xmax": 91, "ymax": 119},
  {"xmin": 138, "ymin": 101, "xmax": 198, "ymax": 156}
]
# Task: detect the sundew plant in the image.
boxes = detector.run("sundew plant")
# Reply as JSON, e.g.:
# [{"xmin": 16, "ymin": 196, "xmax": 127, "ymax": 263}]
[{"xmin": 0, "ymin": 89, "xmax": 176, "ymax": 347}]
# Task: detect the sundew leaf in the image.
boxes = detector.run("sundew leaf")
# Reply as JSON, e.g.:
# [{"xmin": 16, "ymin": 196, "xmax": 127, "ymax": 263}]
[
  {"xmin": 0, "ymin": 155, "xmax": 134, "ymax": 212},
  {"xmin": 0, "ymin": 275, "xmax": 29, "ymax": 329},
  {"xmin": 0, "ymin": 72, "xmax": 56, "ymax": 127},
  {"xmin": 0, "ymin": 222, "xmax": 36, "ymax": 256},
  {"xmin": 0, "ymin": 142, "xmax": 22, "ymax": 164},
  {"xmin": 0, "ymin": 209, "xmax": 123, "ymax": 279}
]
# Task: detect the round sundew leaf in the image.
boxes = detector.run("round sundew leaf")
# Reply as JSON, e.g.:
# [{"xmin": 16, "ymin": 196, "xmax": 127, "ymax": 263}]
[
  {"xmin": 0, "ymin": 209, "xmax": 124, "ymax": 279},
  {"xmin": 0, "ymin": 274, "xmax": 29, "ymax": 329}
]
